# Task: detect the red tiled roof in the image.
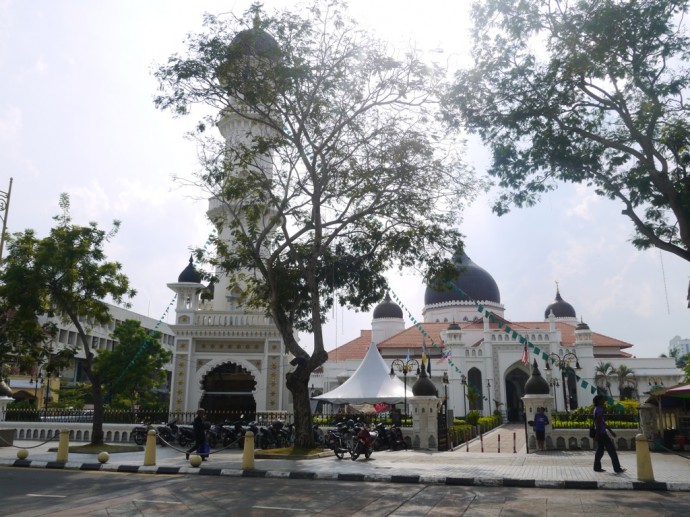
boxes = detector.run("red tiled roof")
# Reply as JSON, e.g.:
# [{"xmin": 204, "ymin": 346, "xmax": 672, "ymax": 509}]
[
  {"xmin": 327, "ymin": 330, "xmax": 372, "ymax": 361},
  {"xmin": 327, "ymin": 319, "xmax": 634, "ymax": 361}
]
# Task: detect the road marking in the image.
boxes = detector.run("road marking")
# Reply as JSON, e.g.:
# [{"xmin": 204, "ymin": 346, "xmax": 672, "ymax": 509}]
[
  {"xmin": 27, "ymin": 494, "xmax": 66, "ymax": 498},
  {"xmin": 253, "ymin": 506, "xmax": 306, "ymax": 511},
  {"xmin": 133, "ymin": 500, "xmax": 183, "ymax": 505}
]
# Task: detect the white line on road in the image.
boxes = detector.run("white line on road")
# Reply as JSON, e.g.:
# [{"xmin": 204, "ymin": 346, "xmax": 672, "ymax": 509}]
[
  {"xmin": 133, "ymin": 500, "xmax": 183, "ymax": 505},
  {"xmin": 27, "ymin": 494, "xmax": 67, "ymax": 498},
  {"xmin": 253, "ymin": 506, "xmax": 306, "ymax": 511}
]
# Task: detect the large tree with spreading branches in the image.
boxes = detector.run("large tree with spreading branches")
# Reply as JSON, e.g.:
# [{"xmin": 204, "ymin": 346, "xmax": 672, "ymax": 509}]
[
  {"xmin": 0, "ymin": 194, "xmax": 135, "ymax": 444},
  {"xmin": 154, "ymin": 0, "xmax": 478, "ymax": 447},
  {"xmin": 446, "ymin": 0, "xmax": 690, "ymax": 264}
]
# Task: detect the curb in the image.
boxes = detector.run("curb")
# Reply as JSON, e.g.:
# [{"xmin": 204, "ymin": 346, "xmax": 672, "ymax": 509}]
[{"xmin": 2, "ymin": 458, "xmax": 689, "ymax": 492}]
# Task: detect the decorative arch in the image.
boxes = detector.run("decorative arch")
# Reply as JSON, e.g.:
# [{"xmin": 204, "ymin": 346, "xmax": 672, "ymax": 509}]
[
  {"xmin": 504, "ymin": 362, "xmax": 530, "ymax": 422},
  {"xmin": 195, "ymin": 357, "xmax": 261, "ymax": 417}
]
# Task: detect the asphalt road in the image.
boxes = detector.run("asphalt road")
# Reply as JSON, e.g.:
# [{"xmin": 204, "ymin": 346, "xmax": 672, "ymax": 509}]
[{"xmin": 3, "ymin": 467, "xmax": 690, "ymax": 516}]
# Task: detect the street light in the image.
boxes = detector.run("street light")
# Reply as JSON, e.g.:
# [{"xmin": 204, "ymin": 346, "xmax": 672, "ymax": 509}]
[
  {"xmin": 442, "ymin": 371, "xmax": 449, "ymax": 404},
  {"xmin": 390, "ymin": 356, "xmax": 420, "ymax": 419},
  {"xmin": 485, "ymin": 380, "xmax": 492, "ymax": 415},
  {"xmin": 544, "ymin": 352, "xmax": 581, "ymax": 412},
  {"xmin": 548, "ymin": 377, "xmax": 560, "ymax": 412},
  {"xmin": 461, "ymin": 374, "xmax": 467, "ymax": 416}
]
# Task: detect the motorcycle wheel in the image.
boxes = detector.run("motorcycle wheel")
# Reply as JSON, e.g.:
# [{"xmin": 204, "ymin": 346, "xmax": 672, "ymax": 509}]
[
  {"xmin": 364, "ymin": 447, "xmax": 373, "ymax": 459},
  {"xmin": 133, "ymin": 432, "xmax": 145, "ymax": 446},
  {"xmin": 334, "ymin": 444, "xmax": 345, "ymax": 460},
  {"xmin": 350, "ymin": 443, "xmax": 360, "ymax": 461},
  {"xmin": 178, "ymin": 435, "xmax": 190, "ymax": 447}
]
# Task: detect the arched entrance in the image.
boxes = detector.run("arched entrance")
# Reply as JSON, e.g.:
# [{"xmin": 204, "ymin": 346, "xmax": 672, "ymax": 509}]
[
  {"xmin": 505, "ymin": 366, "xmax": 529, "ymax": 422},
  {"xmin": 199, "ymin": 362, "xmax": 257, "ymax": 418},
  {"xmin": 467, "ymin": 367, "xmax": 483, "ymax": 410}
]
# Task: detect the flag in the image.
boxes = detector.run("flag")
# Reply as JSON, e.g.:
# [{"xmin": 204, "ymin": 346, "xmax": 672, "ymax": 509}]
[
  {"xmin": 406, "ymin": 349, "xmax": 410, "ymax": 362},
  {"xmin": 436, "ymin": 349, "xmax": 452, "ymax": 365},
  {"xmin": 521, "ymin": 346, "xmax": 530, "ymax": 366}
]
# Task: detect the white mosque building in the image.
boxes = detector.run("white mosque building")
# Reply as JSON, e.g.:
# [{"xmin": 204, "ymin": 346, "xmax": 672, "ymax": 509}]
[{"xmin": 318, "ymin": 253, "xmax": 683, "ymax": 421}]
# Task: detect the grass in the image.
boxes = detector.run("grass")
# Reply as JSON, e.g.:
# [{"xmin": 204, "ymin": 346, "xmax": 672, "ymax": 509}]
[
  {"xmin": 65, "ymin": 443, "xmax": 143, "ymax": 454},
  {"xmin": 256, "ymin": 446, "xmax": 329, "ymax": 457}
]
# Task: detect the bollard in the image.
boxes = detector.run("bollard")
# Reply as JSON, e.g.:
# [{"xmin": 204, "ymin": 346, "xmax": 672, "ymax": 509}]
[
  {"xmin": 56, "ymin": 429, "xmax": 69, "ymax": 463},
  {"xmin": 498, "ymin": 434, "xmax": 501, "ymax": 453},
  {"xmin": 465, "ymin": 431, "xmax": 469, "ymax": 452},
  {"xmin": 513, "ymin": 432, "xmax": 516, "ymax": 453},
  {"xmin": 636, "ymin": 433, "xmax": 655, "ymax": 482},
  {"xmin": 143, "ymin": 429, "xmax": 157, "ymax": 466},
  {"xmin": 242, "ymin": 431, "xmax": 255, "ymax": 469},
  {"xmin": 480, "ymin": 432, "xmax": 484, "ymax": 453}
]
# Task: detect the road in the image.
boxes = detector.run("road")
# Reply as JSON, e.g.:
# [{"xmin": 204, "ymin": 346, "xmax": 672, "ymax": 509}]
[{"xmin": 2, "ymin": 467, "xmax": 690, "ymax": 516}]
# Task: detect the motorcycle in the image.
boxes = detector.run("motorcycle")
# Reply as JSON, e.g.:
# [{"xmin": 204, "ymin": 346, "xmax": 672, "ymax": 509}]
[
  {"xmin": 325, "ymin": 422, "xmax": 354, "ymax": 460},
  {"xmin": 350, "ymin": 422, "xmax": 376, "ymax": 461},
  {"xmin": 388, "ymin": 424, "xmax": 408, "ymax": 450},
  {"xmin": 373, "ymin": 422, "xmax": 391, "ymax": 451},
  {"xmin": 130, "ymin": 423, "xmax": 149, "ymax": 446}
]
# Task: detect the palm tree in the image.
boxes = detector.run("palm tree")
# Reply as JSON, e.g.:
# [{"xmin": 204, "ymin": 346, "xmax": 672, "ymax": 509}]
[
  {"xmin": 594, "ymin": 361, "xmax": 616, "ymax": 398},
  {"xmin": 617, "ymin": 364, "xmax": 637, "ymax": 400}
]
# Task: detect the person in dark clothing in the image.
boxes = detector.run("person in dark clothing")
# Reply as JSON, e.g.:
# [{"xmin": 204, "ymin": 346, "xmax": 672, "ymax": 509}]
[
  {"xmin": 533, "ymin": 407, "xmax": 549, "ymax": 451},
  {"xmin": 186, "ymin": 408, "xmax": 208, "ymax": 461},
  {"xmin": 593, "ymin": 395, "xmax": 625, "ymax": 473}
]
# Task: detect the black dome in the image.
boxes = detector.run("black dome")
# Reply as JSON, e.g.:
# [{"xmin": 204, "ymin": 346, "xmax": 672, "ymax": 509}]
[
  {"xmin": 372, "ymin": 293, "xmax": 403, "ymax": 320},
  {"xmin": 178, "ymin": 256, "xmax": 202, "ymax": 283},
  {"xmin": 411, "ymin": 364, "xmax": 438, "ymax": 397},
  {"xmin": 524, "ymin": 359, "xmax": 550, "ymax": 395},
  {"xmin": 424, "ymin": 252, "xmax": 500, "ymax": 306},
  {"xmin": 544, "ymin": 288, "xmax": 576, "ymax": 319}
]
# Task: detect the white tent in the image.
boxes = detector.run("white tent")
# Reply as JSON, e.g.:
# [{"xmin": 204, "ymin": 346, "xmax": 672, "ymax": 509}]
[{"xmin": 314, "ymin": 342, "xmax": 415, "ymax": 404}]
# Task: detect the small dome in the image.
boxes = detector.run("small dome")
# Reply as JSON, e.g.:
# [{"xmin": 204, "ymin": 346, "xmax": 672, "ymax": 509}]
[
  {"xmin": 372, "ymin": 292, "xmax": 403, "ymax": 320},
  {"xmin": 411, "ymin": 362, "xmax": 438, "ymax": 397},
  {"xmin": 228, "ymin": 26, "xmax": 281, "ymax": 62},
  {"xmin": 424, "ymin": 252, "xmax": 500, "ymax": 306},
  {"xmin": 576, "ymin": 320, "xmax": 590, "ymax": 331},
  {"xmin": 524, "ymin": 359, "xmax": 550, "ymax": 395},
  {"xmin": 447, "ymin": 321, "xmax": 461, "ymax": 330},
  {"xmin": 178, "ymin": 255, "xmax": 202, "ymax": 283},
  {"xmin": 544, "ymin": 288, "xmax": 576, "ymax": 319}
]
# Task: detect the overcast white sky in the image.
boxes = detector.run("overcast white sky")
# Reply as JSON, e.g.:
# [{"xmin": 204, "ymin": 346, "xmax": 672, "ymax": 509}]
[{"xmin": 1, "ymin": 0, "xmax": 687, "ymax": 361}]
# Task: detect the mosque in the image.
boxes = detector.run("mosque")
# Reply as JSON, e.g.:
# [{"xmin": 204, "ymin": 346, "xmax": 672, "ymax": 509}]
[{"xmin": 317, "ymin": 253, "xmax": 683, "ymax": 421}]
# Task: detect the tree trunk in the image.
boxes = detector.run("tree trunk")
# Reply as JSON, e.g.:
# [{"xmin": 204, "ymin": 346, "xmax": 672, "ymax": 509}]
[
  {"xmin": 286, "ymin": 367, "xmax": 315, "ymax": 449},
  {"xmin": 90, "ymin": 377, "xmax": 105, "ymax": 445}
]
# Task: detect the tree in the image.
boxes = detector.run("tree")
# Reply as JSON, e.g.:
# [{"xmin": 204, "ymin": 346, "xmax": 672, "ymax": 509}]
[
  {"xmin": 0, "ymin": 194, "xmax": 135, "ymax": 444},
  {"xmin": 155, "ymin": 1, "xmax": 476, "ymax": 447},
  {"xmin": 94, "ymin": 320, "xmax": 171, "ymax": 411},
  {"xmin": 616, "ymin": 364, "xmax": 636, "ymax": 399},
  {"xmin": 445, "ymin": 0, "xmax": 690, "ymax": 264},
  {"xmin": 594, "ymin": 361, "xmax": 615, "ymax": 397}
]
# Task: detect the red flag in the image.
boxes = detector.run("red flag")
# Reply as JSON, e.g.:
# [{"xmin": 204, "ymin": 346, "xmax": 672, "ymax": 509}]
[{"xmin": 521, "ymin": 346, "xmax": 529, "ymax": 366}]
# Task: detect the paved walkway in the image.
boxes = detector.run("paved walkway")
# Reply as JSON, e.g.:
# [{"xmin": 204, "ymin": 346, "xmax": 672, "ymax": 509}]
[{"xmin": 1, "ymin": 424, "xmax": 689, "ymax": 492}]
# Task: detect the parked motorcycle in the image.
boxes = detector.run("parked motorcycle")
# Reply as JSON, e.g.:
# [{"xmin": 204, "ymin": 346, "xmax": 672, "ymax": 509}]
[
  {"xmin": 325, "ymin": 422, "xmax": 354, "ymax": 460},
  {"xmin": 350, "ymin": 421, "xmax": 376, "ymax": 461},
  {"xmin": 130, "ymin": 423, "xmax": 149, "ymax": 446}
]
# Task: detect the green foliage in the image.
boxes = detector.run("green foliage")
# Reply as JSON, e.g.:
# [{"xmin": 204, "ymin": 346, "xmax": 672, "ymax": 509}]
[
  {"xmin": 464, "ymin": 410, "xmax": 481, "ymax": 426},
  {"xmin": 446, "ymin": 0, "xmax": 690, "ymax": 264},
  {"xmin": 0, "ymin": 193, "xmax": 135, "ymax": 444},
  {"xmin": 94, "ymin": 320, "xmax": 171, "ymax": 411}
]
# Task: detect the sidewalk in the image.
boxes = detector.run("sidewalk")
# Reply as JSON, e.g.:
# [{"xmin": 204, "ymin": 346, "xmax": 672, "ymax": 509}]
[{"xmin": 1, "ymin": 426, "xmax": 689, "ymax": 492}]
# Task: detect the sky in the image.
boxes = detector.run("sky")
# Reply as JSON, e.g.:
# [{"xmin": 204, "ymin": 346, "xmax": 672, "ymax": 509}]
[{"xmin": 0, "ymin": 0, "xmax": 687, "ymax": 361}]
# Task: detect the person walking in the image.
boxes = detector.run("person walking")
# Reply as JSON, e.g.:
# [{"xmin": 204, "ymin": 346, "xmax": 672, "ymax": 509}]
[
  {"xmin": 592, "ymin": 395, "xmax": 625, "ymax": 473},
  {"xmin": 533, "ymin": 407, "xmax": 549, "ymax": 451},
  {"xmin": 186, "ymin": 408, "xmax": 209, "ymax": 461}
]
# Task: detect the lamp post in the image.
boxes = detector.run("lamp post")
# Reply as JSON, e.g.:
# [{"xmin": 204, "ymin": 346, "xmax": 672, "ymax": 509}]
[
  {"xmin": 548, "ymin": 377, "xmax": 560, "ymax": 412},
  {"xmin": 390, "ymin": 356, "xmax": 420, "ymax": 419},
  {"xmin": 544, "ymin": 352, "xmax": 581, "ymax": 412},
  {"xmin": 486, "ymin": 380, "xmax": 492, "ymax": 415},
  {"xmin": 442, "ymin": 371, "xmax": 449, "ymax": 404},
  {"xmin": 461, "ymin": 374, "xmax": 467, "ymax": 416}
]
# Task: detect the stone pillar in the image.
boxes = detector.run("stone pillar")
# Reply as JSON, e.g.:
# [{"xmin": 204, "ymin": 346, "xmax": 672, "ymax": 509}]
[
  {"xmin": 409, "ymin": 396, "xmax": 440, "ymax": 450},
  {"xmin": 0, "ymin": 396, "xmax": 12, "ymax": 422}
]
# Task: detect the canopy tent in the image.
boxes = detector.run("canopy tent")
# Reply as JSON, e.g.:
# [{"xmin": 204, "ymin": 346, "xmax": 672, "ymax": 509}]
[
  {"xmin": 314, "ymin": 343, "xmax": 415, "ymax": 404},
  {"xmin": 662, "ymin": 383, "xmax": 690, "ymax": 399}
]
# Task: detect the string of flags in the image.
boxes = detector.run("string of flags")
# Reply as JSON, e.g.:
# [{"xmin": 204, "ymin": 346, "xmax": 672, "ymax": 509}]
[{"xmin": 392, "ymin": 280, "xmax": 622, "ymax": 410}]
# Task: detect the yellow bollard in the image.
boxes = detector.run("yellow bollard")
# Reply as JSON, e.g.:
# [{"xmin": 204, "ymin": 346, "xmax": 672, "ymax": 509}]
[
  {"xmin": 56, "ymin": 429, "xmax": 69, "ymax": 463},
  {"xmin": 636, "ymin": 433, "xmax": 655, "ymax": 482},
  {"xmin": 242, "ymin": 431, "xmax": 255, "ymax": 470},
  {"xmin": 143, "ymin": 429, "xmax": 157, "ymax": 466}
]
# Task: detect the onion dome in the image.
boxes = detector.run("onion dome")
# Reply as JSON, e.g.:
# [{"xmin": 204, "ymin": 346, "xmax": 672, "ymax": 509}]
[
  {"xmin": 576, "ymin": 320, "xmax": 590, "ymax": 331},
  {"xmin": 524, "ymin": 359, "xmax": 550, "ymax": 395},
  {"xmin": 412, "ymin": 359, "xmax": 438, "ymax": 397},
  {"xmin": 544, "ymin": 287, "xmax": 576, "ymax": 319},
  {"xmin": 373, "ymin": 292, "xmax": 403, "ymax": 320},
  {"xmin": 447, "ymin": 321, "xmax": 461, "ymax": 330},
  {"xmin": 424, "ymin": 252, "xmax": 501, "ymax": 306},
  {"xmin": 178, "ymin": 255, "xmax": 202, "ymax": 283}
]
